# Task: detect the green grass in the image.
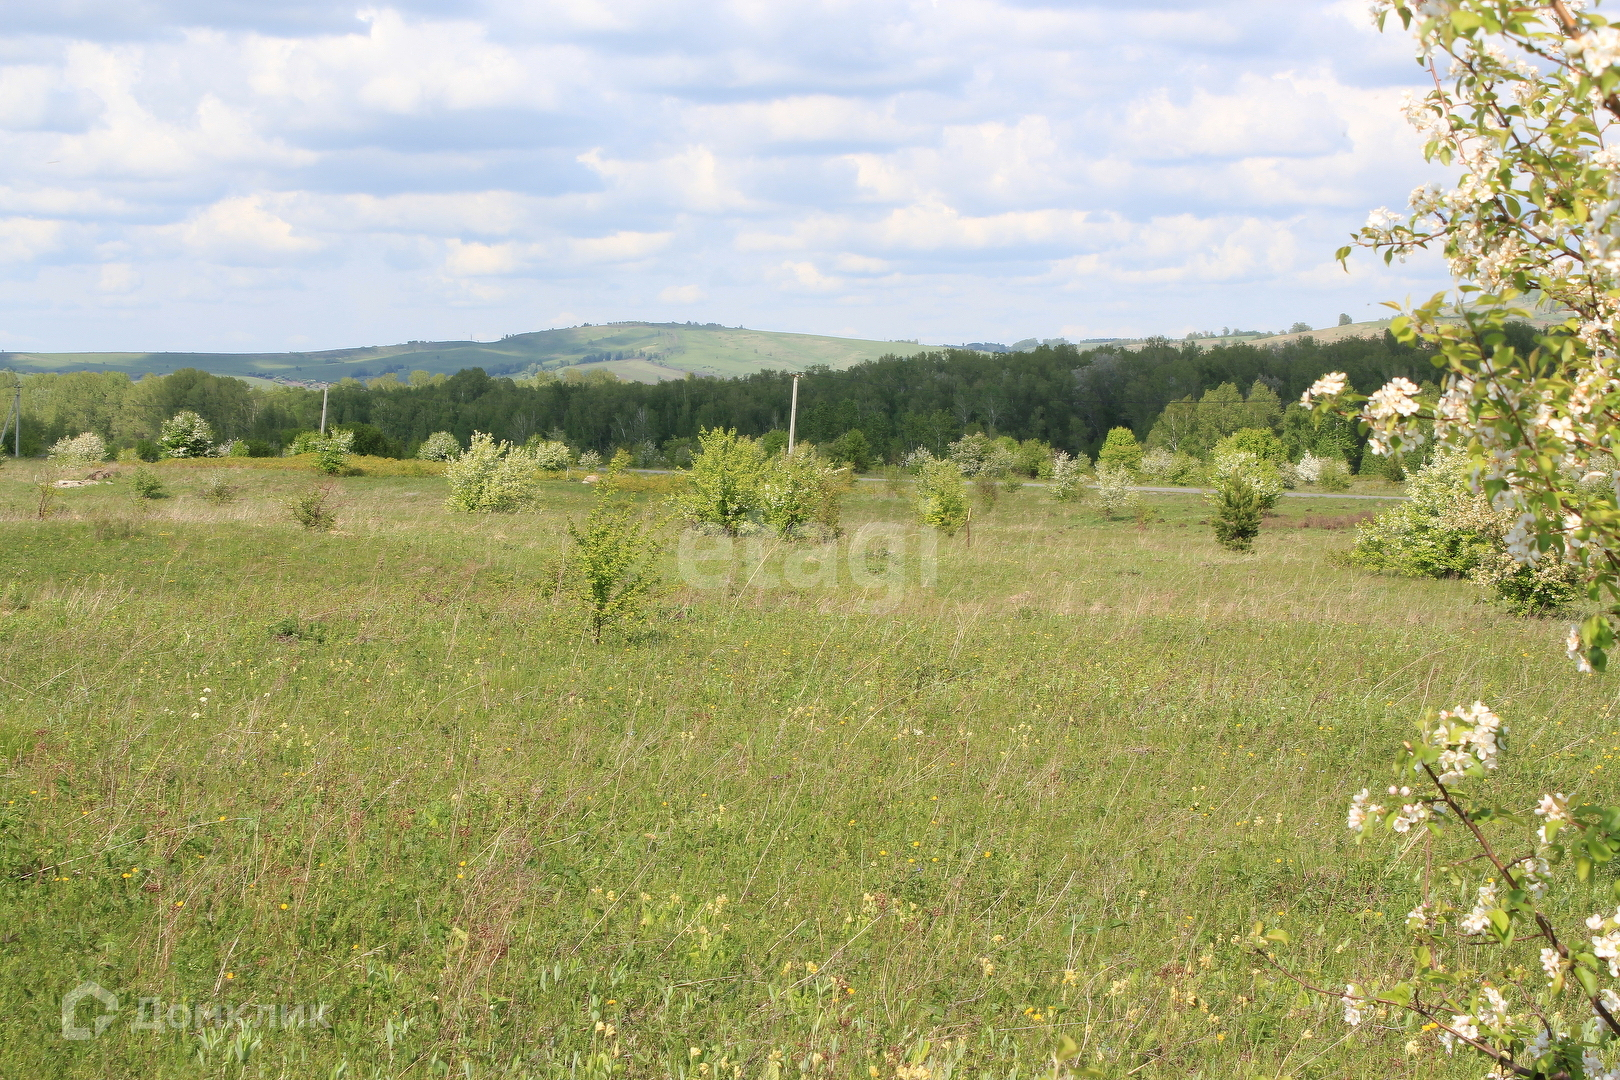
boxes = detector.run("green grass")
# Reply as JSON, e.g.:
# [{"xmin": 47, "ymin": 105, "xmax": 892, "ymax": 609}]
[
  {"xmin": 2, "ymin": 324, "xmax": 929, "ymax": 384},
  {"xmin": 0, "ymin": 463, "xmax": 1606, "ymax": 1078}
]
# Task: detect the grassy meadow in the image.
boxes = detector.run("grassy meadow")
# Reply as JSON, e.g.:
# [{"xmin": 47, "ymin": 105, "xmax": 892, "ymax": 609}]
[{"xmin": 0, "ymin": 460, "xmax": 1610, "ymax": 1079}]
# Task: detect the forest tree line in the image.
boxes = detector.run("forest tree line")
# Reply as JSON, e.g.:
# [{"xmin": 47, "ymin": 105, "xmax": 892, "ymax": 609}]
[{"xmin": 7, "ymin": 327, "xmax": 1492, "ymax": 469}]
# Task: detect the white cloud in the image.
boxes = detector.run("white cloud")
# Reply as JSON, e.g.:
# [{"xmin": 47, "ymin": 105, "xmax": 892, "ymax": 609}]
[
  {"xmin": 172, "ymin": 196, "xmax": 324, "ymax": 263},
  {"xmin": 0, "ymin": 0, "xmax": 1455, "ymax": 348},
  {"xmin": 658, "ymin": 283, "xmax": 706, "ymax": 303}
]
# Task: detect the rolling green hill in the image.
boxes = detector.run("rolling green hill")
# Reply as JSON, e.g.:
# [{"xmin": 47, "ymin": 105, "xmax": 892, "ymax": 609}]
[{"xmin": 0, "ymin": 322, "xmax": 928, "ymax": 385}]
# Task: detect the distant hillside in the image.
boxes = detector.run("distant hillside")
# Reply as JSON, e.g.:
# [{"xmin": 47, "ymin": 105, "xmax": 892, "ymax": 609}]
[{"xmin": 0, "ymin": 322, "xmax": 928, "ymax": 385}]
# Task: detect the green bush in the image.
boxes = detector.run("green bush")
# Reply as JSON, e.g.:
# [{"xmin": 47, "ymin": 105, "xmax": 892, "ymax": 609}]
[
  {"xmin": 914, "ymin": 459, "xmax": 969, "ymax": 534},
  {"xmin": 1097, "ymin": 427, "xmax": 1143, "ymax": 473},
  {"xmin": 130, "ymin": 468, "xmax": 167, "ymax": 500},
  {"xmin": 1213, "ymin": 428, "xmax": 1288, "ymax": 464},
  {"xmin": 313, "ymin": 430, "xmax": 355, "ymax": 476},
  {"xmin": 1211, "ymin": 450, "xmax": 1284, "ymax": 511},
  {"xmin": 1348, "ymin": 453, "xmax": 1499, "ymax": 578},
  {"xmin": 676, "ymin": 428, "xmax": 766, "ymax": 534},
  {"xmin": 198, "ymin": 476, "xmax": 239, "ymax": 504},
  {"xmin": 287, "ymin": 486, "xmax": 338, "ymax": 531},
  {"xmin": 444, "ymin": 432, "xmax": 534, "ymax": 513},
  {"xmin": 133, "ymin": 439, "xmax": 161, "ymax": 462},
  {"xmin": 568, "ymin": 480, "xmax": 663, "ymax": 644},
  {"xmin": 760, "ymin": 451, "xmax": 843, "ymax": 537},
  {"xmin": 826, "ymin": 429, "xmax": 871, "ymax": 471}
]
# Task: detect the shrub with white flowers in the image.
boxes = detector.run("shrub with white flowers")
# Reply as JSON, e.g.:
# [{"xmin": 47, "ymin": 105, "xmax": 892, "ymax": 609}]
[
  {"xmin": 47, "ymin": 432, "xmax": 106, "ymax": 467},
  {"xmin": 525, "ymin": 439, "xmax": 573, "ymax": 472},
  {"xmin": 1091, "ymin": 463, "xmax": 1141, "ymax": 519},
  {"xmin": 1050, "ymin": 450, "xmax": 1088, "ymax": 502},
  {"xmin": 416, "ymin": 431, "xmax": 461, "ymax": 461},
  {"xmin": 444, "ymin": 432, "xmax": 535, "ymax": 513},
  {"xmin": 157, "ymin": 411, "xmax": 213, "ymax": 458}
]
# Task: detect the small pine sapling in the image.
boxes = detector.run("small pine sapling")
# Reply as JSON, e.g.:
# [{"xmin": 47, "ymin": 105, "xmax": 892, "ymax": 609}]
[{"xmin": 1209, "ymin": 472, "xmax": 1263, "ymax": 552}]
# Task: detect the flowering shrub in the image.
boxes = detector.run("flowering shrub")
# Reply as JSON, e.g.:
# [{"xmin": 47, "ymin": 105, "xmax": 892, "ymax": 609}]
[
  {"xmin": 759, "ymin": 451, "xmax": 842, "ymax": 538},
  {"xmin": 947, "ymin": 433, "xmax": 1016, "ymax": 478},
  {"xmin": 1050, "ymin": 450, "xmax": 1088, "ymax": 501},
  {"xmin": 157, "ymin": 411, "xmax": 213, "ymax": 458},
  {"xmin": 1284, "ymin": 699, "xmax": 1620, "ymax": 1078},
  {"xmin": 1140, "ymin": 447, "xmax": 1202, "ymax": 486},
  {"xmin": 1349, "ymin": 452, "xmax": 1500, "ymax": 578},
  {"xmin": 444, "ymin": 432, "xmax": 534, "ymax": 513},
  {"xmin": 1350, "ymin": 451, "xmax": 1582, "ymax": 613},
  {"xmin": 47, "ymin": 432, "xmax": 106, "ymax": 467},
  {"xmin": 524, "ymin": 439, "xmax": 572, "ymax": 472},
  {"xmin": 1303, "ymin": 0, "xmax": 1620, "ymax": 668},
  {"xmin": 577, "ymin": 449, "xmax": 604, "ymax": 471},
  {"xmin": 416, "ymin": 431, "xmax": 461, "ymax": 461},
  {"xmin": 900, "ymin": 446, "xmax": 937, "ymax": 471},
  {"xmin": 1091, "ymin": 463, "xmax": 1140, "ymax": 519},
  {"xmin": 312, "ymin": 430, "xmax": 354, "ymax": 476},
  {"xmin": 1295, "ymin": 451, "xmax": 1351, "ymax": 491}
]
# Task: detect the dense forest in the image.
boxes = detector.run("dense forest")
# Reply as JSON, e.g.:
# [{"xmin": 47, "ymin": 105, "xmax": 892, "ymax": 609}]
[{"xmin": 9, "ymin": 327, "xmax": 1491, "ymax": 467}]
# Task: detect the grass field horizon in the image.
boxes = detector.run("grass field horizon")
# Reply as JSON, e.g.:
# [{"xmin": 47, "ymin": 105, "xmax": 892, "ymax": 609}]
[{"xmin": 0, "ymin": 460, "xmax": 1602, "ymax": 1078}]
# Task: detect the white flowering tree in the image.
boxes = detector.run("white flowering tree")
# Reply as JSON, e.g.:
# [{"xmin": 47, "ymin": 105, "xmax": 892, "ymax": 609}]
[
  {"xmin": 157, "ymin": 411, "xmax": 214, "ymax": 458},
  {"xmin": 1286, "ymin": 3, "xmax": 1620, "ymax": 1074},
  {"xmin": 1304, "ymin": 0, "xmax": 1620, "ymax": 672},
  {"xmin": 1283, "ymin": 700, "xmax": 1620, "ymax": 1079}
]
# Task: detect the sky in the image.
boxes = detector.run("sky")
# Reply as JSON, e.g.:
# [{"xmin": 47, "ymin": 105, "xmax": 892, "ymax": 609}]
[{"xmin": 0, "ymin": 0, "xmax": 1457, "ymax": 353}]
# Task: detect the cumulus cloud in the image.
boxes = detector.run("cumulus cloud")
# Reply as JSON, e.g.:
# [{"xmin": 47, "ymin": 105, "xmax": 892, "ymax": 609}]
[{"xmin": 0, "ymin": 0, "xmax": 1454, "ymax": 349}]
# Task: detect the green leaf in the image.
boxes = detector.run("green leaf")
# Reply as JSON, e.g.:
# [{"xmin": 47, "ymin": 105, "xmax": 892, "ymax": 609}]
[{"xmin": 1578, "ymin": 965, "xmax": 1601, "ymax": 997}]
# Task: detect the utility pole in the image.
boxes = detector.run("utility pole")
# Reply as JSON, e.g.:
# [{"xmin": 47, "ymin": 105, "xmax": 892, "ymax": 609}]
[
  {"xmin": 320, "ymin": 386, "xmax": 329, "ymax": 435},
  {"xmin": 787, "ymin": 372, "xmax": 802, "ymax": 455}
]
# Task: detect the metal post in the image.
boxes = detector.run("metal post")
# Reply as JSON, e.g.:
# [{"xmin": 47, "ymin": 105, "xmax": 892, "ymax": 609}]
[
  {"xmin": 320, "ymin": 387, "xmax": 329, "ymax": 435},
  {"xmin": 787, "ymin": 373, "xmax": 801, "ymax": 455}
]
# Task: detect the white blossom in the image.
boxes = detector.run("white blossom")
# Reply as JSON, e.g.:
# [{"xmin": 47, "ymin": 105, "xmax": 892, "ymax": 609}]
[
  {"xmin": 1300, "ymin": 372, "xmax": 1348, "ymax": 407},
  {"xmin": 1341, "ymin": 984, "xmax": 1366, "ymax": 1027}
]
